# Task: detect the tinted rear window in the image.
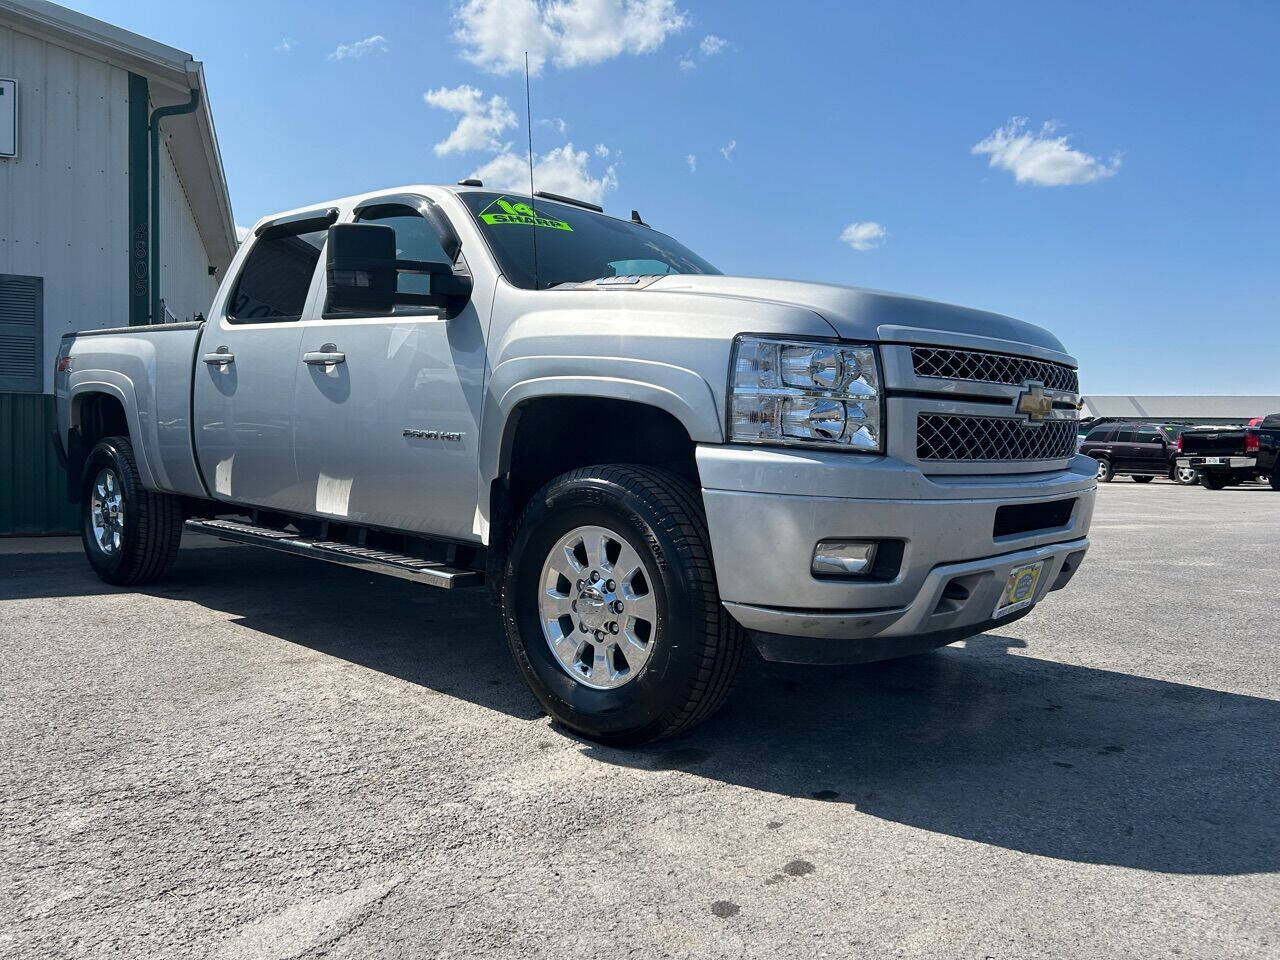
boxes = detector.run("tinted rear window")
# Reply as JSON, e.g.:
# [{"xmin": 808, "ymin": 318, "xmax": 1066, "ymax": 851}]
[
  {"xmin": 459, "ymin": 191, "xmax": 719, "ymax": 290},
  {"xmin": 1086, "ymin": 426, "xmax": 1114, "ymax": 441},
  {"xmin": 228, "ymin": 230, "xmax": 325, "ymax": 322}
]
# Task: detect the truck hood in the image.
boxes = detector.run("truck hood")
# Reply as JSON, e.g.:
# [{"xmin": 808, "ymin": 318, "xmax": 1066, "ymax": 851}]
[{"xmin": 648, "ymin": 275, "xmax": 1072, "ymax": 363}]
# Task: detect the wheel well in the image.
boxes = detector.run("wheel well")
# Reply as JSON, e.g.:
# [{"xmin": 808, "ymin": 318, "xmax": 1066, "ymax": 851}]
[
  {"xmin": 68, "ymin": 393, "xmax": 129, "ymax": 494},
  {"xmin": 76, "ymin": 393, "xmax": 129, "ymax": 446},
  {"xmin": 501, "ymin": 397, "xmax": 698, "ymax": 512},
  {"xmin": 486, "ymin": 397, "xmax": 699, "ymax": 592}
]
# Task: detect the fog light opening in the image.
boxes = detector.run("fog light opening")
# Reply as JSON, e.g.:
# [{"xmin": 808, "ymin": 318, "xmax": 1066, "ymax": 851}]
[{"xmin": 812, "ymin": 540, "xmax": 879, "ymax": 577}]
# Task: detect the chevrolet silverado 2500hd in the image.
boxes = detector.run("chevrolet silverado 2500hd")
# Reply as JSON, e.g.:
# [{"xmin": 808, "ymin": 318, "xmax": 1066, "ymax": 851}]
[{"xmin": 55, "ymin": 185, "xmax": 1095, "ymax": 745}]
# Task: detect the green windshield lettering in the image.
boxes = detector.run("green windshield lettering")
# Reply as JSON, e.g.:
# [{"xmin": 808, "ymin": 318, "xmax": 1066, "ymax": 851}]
[{"xmin": 478, "ymin": 196, "xmax": 573, "ymax": 231}]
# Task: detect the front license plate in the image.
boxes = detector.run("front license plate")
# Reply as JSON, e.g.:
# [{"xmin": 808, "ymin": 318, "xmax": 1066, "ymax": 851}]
[{"xmin": 994, "ymin": 560, "xmax": 1045, "ymax": 618}]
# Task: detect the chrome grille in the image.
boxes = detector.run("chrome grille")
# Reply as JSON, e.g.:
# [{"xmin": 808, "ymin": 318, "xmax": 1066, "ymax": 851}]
[
  {"xmin": 916, "ymin": 414, "xmax": 1077, "ymax": 462},
  {"xmin": 911, "ymin": 347, "xmax": 1079, "ymax": 393}
]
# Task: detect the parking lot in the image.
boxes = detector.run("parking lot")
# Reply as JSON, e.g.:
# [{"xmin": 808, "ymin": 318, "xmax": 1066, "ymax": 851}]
[{"xmin": 2, "ymin": 480, "xmax": 1276, "ymax": 959}]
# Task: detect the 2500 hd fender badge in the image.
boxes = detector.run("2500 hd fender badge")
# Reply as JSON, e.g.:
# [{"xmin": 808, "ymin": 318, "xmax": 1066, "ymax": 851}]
[{"xmin": 403, "ymin": 428, "xmax": 463, "ymax": 442}]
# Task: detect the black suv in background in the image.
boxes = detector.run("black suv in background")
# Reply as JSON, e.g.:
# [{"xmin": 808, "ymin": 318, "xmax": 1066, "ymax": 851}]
[{"xmin": 1080, "ymin": 422, "xmax": 1191, "ymax": 483}]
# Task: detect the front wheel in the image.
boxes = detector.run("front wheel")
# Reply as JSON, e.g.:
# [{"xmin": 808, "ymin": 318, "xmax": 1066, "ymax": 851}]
[
  {"xmin": 1172, "ymin": 464, "xmax": 1200, "ymax": 485},
  {"xmin": 501, "ymin": 464, "xmax": 743, "ymax": 746},
  {"xmin": 80, "ymin": 436, "xmax": 183, "ymax": 585},
  {"xmin": 1094, "ymin": 457, "xmax": 1114, "ymax": 482}
]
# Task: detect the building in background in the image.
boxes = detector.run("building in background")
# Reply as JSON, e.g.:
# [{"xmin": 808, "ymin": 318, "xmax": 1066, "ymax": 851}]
[
  {"xmin": 0, "ymin": 0, "xmax": 235, "ymax": 534},
  {"xmin": 1081, "ymin": 396, "xmax": 1280, "ymax": 427}
]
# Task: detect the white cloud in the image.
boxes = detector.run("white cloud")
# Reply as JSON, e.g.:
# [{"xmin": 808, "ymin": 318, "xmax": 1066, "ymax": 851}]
[
  {"xmin": 274, "ymin": 37, "xmax": 297, "ymax": 53},
  {"xmin": 594, "ymin": 143, "xmax": 610, "ymax": 158},
  {"xmin": 470, "ymin": 142, "xmax": 618, "ymax": 205},
  {"xmin": 329, "ymin": 35, "xmax": 389, "ymax": 61},
  {"xmin": 678, "ymin": 55, "xmax": 696, "ymax": 71},
  {"xmin": 235, "ymin": 224, "xmax": 250, "ymax": 243},
  {"xmin": 686, "ymin": 153, "xmax": 696, "ymax": 173},
  {"xmin": 424, "ymin": 84, "xmax": 517, "ymax": 155},
  {"xmin": 719, "ymin": 139, "xmax": 736, "ymax": 161},
  {"xmin": 454, "ymin": 0, "xmax": 687, "ymax": 75},
  {"xmin": 971, "ymin": 117, "xmax": 1120, "ymax": 187},
  {"xmin": 699, "ymin": 34, "xmax": 728, "ymax": 56},
  {"xmin": 538, "ymin": 116, "xmax": 568, "ymax": 134},
  {"xmin": 839, "ymin": 221, "xmax": 888, "ymax": 251}
]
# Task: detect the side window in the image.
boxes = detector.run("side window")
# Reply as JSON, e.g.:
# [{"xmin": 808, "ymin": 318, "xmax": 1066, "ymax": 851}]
[
  {"xmin": 1115, "ymin": 429, "xmax": 1136, "ymax": 443},
  {"xmin": 1087, "ymin": 426, "xmax": 1113, "ymax": 441},
  {"xmin": 228, "ymin": 229, "xmax": 325, "ymax": 323},
  {"xmin": 351, "ymin": 203, "xmax": 457, "ymax": 312},
  {"xmin": 1135, "ymin": 429, "xmax": 1161, "ymax": 444}
]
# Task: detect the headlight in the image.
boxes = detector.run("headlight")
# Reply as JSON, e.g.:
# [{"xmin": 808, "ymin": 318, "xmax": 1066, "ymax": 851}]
[{"xmin": 729, "ymin": 336, "xmax": 882, "ymax": 451}]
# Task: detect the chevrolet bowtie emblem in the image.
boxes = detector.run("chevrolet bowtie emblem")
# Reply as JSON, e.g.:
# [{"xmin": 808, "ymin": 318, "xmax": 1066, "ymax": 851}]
[{"xmin": 1015, "ymin": 385, "xmax": 1054, "ymax": 422}]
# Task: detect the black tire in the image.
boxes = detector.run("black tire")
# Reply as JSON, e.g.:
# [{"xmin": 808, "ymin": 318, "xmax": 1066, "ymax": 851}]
[
  {"xmin": 1132, "ymin": 475, "xmax": 1154, "ymax": 483},
  {"xmin": 1270, "ymin": 473, "xmax": 1280, "ymax": 491},
  {"xmin": 1200, "ymin": 472, "xmax": 1226, "ymax": 491},
  {"xmin": 501, "ymin": 464, "xmax": 744, "ymax": 746},
  {"xmin": 1093, "ymin": 457, "xmax": 1114, "ymax": 482},
  {"xmin": 80, "ymin": 436, "xmax": 183, "ymax": 585}
]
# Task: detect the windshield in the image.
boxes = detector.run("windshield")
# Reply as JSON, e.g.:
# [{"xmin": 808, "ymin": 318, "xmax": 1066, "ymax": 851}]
[{"xmin": 459, "ymin": 191, "xmax": 720, "ymax": 290}]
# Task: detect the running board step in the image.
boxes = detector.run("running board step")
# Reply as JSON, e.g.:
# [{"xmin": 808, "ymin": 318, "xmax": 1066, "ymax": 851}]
[{"xmin": 184, "ymin": 519, "xmax": 483, "ymax": 589}]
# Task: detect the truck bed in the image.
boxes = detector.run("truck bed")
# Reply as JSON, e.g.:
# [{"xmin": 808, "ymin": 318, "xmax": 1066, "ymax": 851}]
[{"xmin": 57, "ymin": 321, "xmax": 208, "ymax": 498}]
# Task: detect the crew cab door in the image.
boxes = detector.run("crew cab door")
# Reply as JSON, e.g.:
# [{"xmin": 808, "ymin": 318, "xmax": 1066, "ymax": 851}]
[
  {"xmin": 291, "ymin": 197, "xmax": 488, "ymax": 540},
  {"xmin": 193, "ymin": 214, "xmax": 331, "ymax": 512}
]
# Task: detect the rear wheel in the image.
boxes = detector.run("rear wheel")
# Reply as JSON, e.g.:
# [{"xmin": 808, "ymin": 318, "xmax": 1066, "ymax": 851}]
[
  {"xmin": 1094, "ymin": 457, "xmax": 1114, "ymax": 482},
  {"xmin": 1200, "ymin": 472, "xmax": 1227, "ymax": 491},
  {"xmin": 501, "ymin": 464, "xmax": 743, "ymax": 746},
  {"xmin": 1270, "ymin": 473, "xmax": 1280, "ymax": 491},
  {"xmin": 1132, "ymin": 475, "xmax": 1154, "ymax": 483},
  {"xmin": 80, "ymin": 436, "xmax": 183, "ymax": 585},
  {"xmin": 1172, "ymin": 464, "xmax": 1200, "ymax": 485}
]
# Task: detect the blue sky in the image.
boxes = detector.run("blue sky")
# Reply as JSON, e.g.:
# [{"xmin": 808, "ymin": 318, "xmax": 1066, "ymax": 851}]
[{"xmin": 69, "ymin": 0, "xmax": 1279, "ymax": 394}]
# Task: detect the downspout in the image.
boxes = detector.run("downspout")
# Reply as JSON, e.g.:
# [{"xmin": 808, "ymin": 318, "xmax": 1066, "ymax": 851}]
[{"xmin": 149, "ymin": 88, "xmax": 201, "ymax": 324}]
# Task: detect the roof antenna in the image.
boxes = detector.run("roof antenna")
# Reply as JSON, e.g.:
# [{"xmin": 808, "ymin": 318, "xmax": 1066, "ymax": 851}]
[{"xmin": 524, "ymin": 51, "xmax": 540, "ymax": 290}]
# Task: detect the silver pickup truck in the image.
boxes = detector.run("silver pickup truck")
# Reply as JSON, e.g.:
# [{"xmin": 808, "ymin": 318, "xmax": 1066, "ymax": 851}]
[{"xmin": 55, "ymin": 183, "xmax": 1095, "ymax": 744}]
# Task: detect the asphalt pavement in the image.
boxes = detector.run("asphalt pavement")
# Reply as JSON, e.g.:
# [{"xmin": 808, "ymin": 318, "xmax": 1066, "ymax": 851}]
[{"xmin": 1, "ymin": 479, "xmax": 1277, "ymax": 958}]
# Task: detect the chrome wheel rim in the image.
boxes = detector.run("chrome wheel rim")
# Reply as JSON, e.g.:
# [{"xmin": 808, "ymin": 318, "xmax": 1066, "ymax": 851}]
[
  {"xmin": 90, "ymin": 467, "xmax": 125, "ymax": 556},
  {"xmin": 538, "ymin": 524, "xmax": 658, "ymax": 690},
  {"xmin": 1177, "ymin": 466, "xmax": 1197, "ymax": 484},
  {"xmin": 1096, "ymin": 460, "xmax": 1108, "ymax": 479}
]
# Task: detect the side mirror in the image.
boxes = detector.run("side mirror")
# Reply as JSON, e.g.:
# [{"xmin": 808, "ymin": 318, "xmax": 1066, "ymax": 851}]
[{"xmin": 326, "ymin": 223, "xmax": 472, "ymax": 314}]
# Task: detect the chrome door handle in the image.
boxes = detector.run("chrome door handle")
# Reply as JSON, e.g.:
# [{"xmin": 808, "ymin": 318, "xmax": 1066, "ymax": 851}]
[
  {"xmin": 203, "ymin": 349, "xmax": 234, "ymax": 365},
  {"xmin": 303, "ymin": 343, "xmax": 345, "ymax": 365}
]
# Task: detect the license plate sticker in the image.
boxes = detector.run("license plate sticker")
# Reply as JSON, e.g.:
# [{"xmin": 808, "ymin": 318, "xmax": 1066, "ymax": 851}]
[{"xmin": 994, "ymin": 560, "xmax": 1045, "ymax": 618}]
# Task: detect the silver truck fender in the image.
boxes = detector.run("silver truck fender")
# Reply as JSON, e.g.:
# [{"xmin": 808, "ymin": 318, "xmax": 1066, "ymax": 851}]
[{"xmin": 65, "ymin": 373, "xmax": 163, "ymax": 491}]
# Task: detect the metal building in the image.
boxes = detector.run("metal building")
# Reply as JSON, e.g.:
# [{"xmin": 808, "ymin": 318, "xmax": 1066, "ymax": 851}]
[
  {"xmin": 1081, "ymin": 396, "xmax": 1280, "ymax": 427},
  {"xmin": 0, "ymin": 0, "xmax": 235, "ymax": 534}
]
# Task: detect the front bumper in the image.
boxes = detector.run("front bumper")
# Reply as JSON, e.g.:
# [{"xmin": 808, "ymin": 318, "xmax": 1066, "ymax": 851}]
[{"xmin": 697, "ymin": 446, "xmax": 1096, "ymax": 662}]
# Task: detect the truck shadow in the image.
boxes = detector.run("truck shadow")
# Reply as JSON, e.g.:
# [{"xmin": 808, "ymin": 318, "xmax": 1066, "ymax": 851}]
[
  {"xmin": 592, "ymin": 634, "xmax": 1280, "ymax": 876},
  {"xmin": 3, "ymin": 542, "xmax": 1276, "ymax": 877}
]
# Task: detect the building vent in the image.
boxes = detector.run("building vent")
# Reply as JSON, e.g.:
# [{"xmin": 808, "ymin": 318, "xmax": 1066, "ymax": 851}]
[{"xmin": 0, "ymin": 275, "xmax": 44, "ymax": 393}]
